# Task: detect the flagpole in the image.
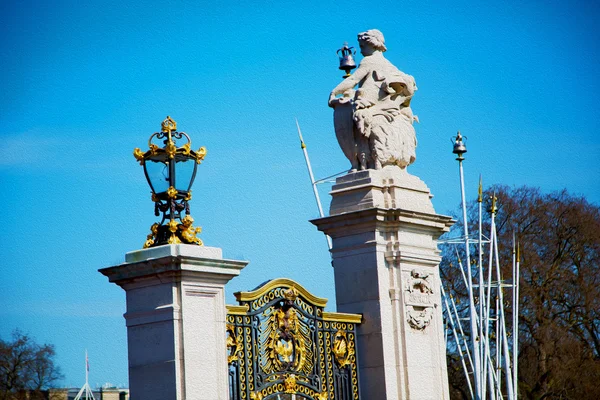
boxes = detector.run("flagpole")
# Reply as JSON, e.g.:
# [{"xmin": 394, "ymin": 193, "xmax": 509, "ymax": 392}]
[
  {"xmin": 295, "ymin": 118, "xmax": 332, "ymax": 251},
  {"xmin": 86, "ymin": 350, "xmax": 89, "ymax": 388},
  {"xmin": 453, "ymin": 132, "xmax": 482, "ymax": 399}
]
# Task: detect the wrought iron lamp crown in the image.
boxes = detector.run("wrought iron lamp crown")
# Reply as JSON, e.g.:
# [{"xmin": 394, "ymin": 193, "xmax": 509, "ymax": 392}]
[
  {"xmin": 337, "ymin": 41, "xmax": 357, "ymax": 79},
  {"xmin": 133, "ymin": 116, "xmax": 207, "ymax": 248}
]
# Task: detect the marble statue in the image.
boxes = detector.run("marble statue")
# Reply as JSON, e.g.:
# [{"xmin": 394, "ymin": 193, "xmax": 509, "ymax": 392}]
[{"xmin": 329, "ymin": 29, "xmax": 418, "ymax": 171}]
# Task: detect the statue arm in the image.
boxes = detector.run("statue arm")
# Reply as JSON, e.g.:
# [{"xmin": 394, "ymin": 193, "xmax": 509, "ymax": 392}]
[{"xmin": 330, "ymin": 65, "xmax": 370, "ymax": 96}]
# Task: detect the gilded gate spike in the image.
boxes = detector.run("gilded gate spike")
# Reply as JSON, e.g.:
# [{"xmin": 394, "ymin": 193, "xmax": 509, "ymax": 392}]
[{"xmin": 478, "ymin": 175, "xmax": 483, "ymax": 203}]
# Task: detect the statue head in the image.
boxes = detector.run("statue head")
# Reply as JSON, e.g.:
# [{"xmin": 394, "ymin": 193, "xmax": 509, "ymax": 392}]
[{"xmin": 357, "ymin": 29, "xmax": 387, "ymax": 55}]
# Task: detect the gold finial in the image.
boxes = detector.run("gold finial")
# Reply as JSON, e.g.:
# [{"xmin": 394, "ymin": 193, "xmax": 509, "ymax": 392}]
[
  {"xmin": 517, "ymin": 241, "xmax": 520, "ymax": 261},
  {"xmin": 478, "ymin": 175, "xmax": 483, "ymax": 203},
  {"xmin": 490, "ymin": 192, "xmax": 498, "ymax": 214},
  {"xmin": 161, "ymin": 116, "xmax": 177, "ymax": 133}
]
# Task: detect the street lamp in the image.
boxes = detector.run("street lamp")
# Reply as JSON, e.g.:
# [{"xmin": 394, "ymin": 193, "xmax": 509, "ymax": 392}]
[{"xmin": 133, "ymin": 116, "xmax": 207, "ymax": 248}]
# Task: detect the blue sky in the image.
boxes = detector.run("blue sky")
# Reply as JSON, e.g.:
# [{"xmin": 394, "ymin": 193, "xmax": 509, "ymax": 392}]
[{"xmin": 1, "ymin": 0, "xmax": 599, "ymax": 389}]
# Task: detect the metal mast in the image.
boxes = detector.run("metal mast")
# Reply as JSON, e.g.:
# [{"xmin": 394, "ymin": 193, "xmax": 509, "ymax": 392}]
[
  {"xmin": 74, "ymin": 350, "xmax": 96, "ymax": 400},
  {"xmin": 452, "ymin": 132, "xmax": 482, "ymax": 399},
  {"xmin": 295, "ymin": 118, "xmax": 332, "ymax": 251},
  {"xmin": 442, "ymin": 132, "xmax": 520, "ymax": 400}
]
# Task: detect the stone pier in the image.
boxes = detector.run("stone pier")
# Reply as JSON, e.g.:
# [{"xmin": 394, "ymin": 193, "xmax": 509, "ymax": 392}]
[
  {"xmin": 312, "ymin": 167, "xmax": 453, "ymax": 399},
  {"xmin": 99, "ymin": 244, "xmax": 247, "ymax": 400}
]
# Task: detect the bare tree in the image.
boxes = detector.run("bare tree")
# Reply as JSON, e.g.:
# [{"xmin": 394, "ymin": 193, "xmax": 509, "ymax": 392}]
[
  {"xmin": 441, "ymin": 186, "xmax": 600, "ymax": 400},
  {"xmin": 0, "ymin": 330, "xmax": 63, "ymax": 400}
]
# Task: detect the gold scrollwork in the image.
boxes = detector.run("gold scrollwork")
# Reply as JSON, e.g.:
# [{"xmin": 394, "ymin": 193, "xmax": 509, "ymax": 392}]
[
  {"xmin": 168, "ymin": 219, "xmax": 178, "ymax": 233},
  {"xmin": 149, "ymin": 143, "xmax": 159, "ymax": 155},
  {"xmin": 167, "ymin": 186, "xmax": 178, "ymax": 199},
  {"xmin": 168, "ymin": 234, "xmax": 181, "ymax": 244},
  {"xmin": 184, "ymin": 191, "xmax": 192, "ymax": 201},
  {"xmin": 167, "ymin": 219, "xmax": 181, "ymax": 244},
  {"xmin": 317, "ymin": 392, "xmax": 329, "ymax": 400},
  {"xmin": 195, "ymin": 146, "xmax": 207, "ymax": 164},
  {"xmin": 179, "ymin": 215, "xmax": 203, "ymax": 245},
  {"xmin": 284, "ymin": 374, "xmax": 297, "ymax": 394},
  {"xmin": 226, "ymin": 324, "xmax": 243, "ymax": 364},
  {"xmin": 249, "ymin": 392, "xmax": 263, "ymax": 400},
  {"xmin": 332, "ymin": 330, "xmax": 355, "ymax": 368},
  {"xmin": 261, "ymin": 304, "xmax": 313, "ymax": 377},
  {"xmin": 133, "ymin": 148, "xmax": 145, "ymax": 164},
  {"xmin": 143, "ymin": 223, "xmax": 159, "ymax": 249},
  {"xmin": 181, "ymin": 142, "xmax": 191, "ymax": 155},
  {"xmin": 166, "ymin": 140, "xmax": 177, "ymax": 159}
]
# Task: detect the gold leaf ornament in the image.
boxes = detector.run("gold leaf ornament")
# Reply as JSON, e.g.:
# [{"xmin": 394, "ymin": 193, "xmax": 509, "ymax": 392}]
[
  {"xmin": 179, "ymin": 215, "xmax": 203, "ymax": 246},
  {"xmin": 143, "ymin": 223, "xmax": 159, "ymax": 248},
  {"xmin": 133, "ymin": 148, "xmax": 145, "ymax": 164},
  {"xmin": 284, "ymin": 374, "xmax": 297, "ymax": 394},
  {"xmin": 332, "ymin": 330, "xmax": 354, "ymax": 368},
  {"xmin": 168, "ymin": 219, "xmax": 178, "ymax": 233},
  {"xmin": 195, "ymin": 146, "xmax": 207, "ymax": 164},
  {"xmin": 250, "ymin": 392, "xmax": 263, "ymax": 400},
  {"xmin": 226, "ymin": 324, "xmax": 243, "ymax": 363},
  {"xmin": 167, "ymin": 186, "xmax": 178, "ymax": 199},
  {"xmin": 166, "ymin": 140, "xmax": 177, "ymax": 159}
]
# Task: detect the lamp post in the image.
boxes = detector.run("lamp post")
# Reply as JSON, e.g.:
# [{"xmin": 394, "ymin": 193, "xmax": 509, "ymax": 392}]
[
  {"xmin": 133, "ymin": 116, "xmax": 207, "ymax": 248},
  {"xmin": 452, "ymin": 131, "xmax": 483, "ymax": 400}
]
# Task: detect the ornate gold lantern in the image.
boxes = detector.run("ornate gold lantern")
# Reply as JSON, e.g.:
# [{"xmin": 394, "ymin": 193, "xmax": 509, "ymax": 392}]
[{"xmin": 133, "ymin": 116, "xmax": 207, "ymax": 248}]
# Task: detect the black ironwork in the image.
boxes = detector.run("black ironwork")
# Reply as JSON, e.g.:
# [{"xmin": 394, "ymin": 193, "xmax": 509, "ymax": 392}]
[{"xmin": 226, "ymin": 279, "xmax": 361, "ymax": 400}]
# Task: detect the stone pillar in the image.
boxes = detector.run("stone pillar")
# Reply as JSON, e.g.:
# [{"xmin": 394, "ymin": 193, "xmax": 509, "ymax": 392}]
[
  {"xmin": 99, "ymin": 244, "xmax": 247, "ymax": 400},
  {"xmin": 312, "ymin": 168, "xmax": 453, "ymax": 400}
]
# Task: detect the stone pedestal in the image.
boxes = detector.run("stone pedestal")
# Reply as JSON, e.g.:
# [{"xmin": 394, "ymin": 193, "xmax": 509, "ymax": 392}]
[
  {"xmin": 312, "ymin": 167, "xmax": 453, "ymax": 400},
  {"xmin": 99, "ymin": 244, "xmax": 247, "ymax": 400}
]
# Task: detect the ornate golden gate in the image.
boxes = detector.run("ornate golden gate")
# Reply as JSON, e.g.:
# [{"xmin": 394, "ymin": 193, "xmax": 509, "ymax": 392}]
[{"xmin": 226, "ymin": 278, "xmax": 361, "ymax": 400}]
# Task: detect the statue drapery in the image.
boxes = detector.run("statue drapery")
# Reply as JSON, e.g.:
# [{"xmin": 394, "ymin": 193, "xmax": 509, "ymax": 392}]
[{"xmin": 329, "ymin": 29, "xmax": 418, "ymax": 171}]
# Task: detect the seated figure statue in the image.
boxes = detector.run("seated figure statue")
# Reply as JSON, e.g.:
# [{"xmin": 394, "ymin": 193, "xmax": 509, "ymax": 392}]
[{"xmin": 329, "ymin": 29, "xmax": 418, "ymax": 171}]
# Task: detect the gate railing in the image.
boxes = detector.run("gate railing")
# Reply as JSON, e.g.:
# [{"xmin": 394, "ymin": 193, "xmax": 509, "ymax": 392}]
[{"xmin": 226, "ymin": 278, "xmax": 361, "ymax": 400}]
